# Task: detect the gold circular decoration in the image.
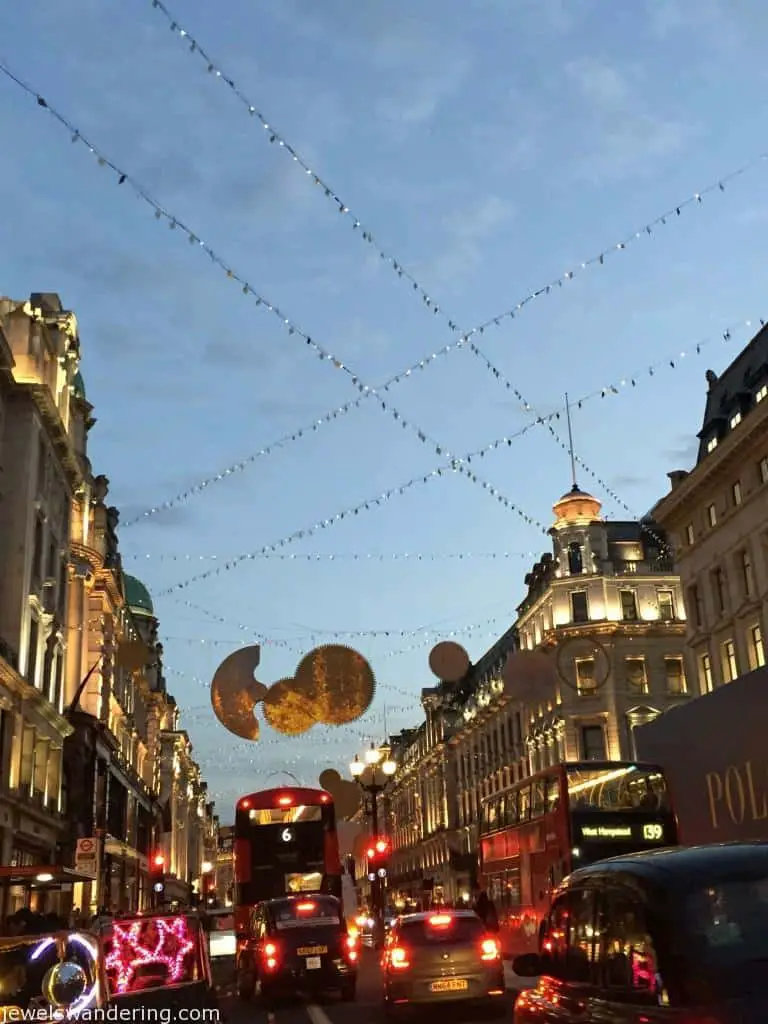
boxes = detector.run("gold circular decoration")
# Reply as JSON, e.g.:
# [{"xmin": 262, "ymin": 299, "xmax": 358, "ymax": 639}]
[
  {"xmin": 42, "ymin": 961, "xmax": 87, "ymax": 1009},
  {"xmin": 293, "ymin": 645, "xmax": 376, "ymax": 726},
  {"xmin": 428, "ymin": 641, "xmax": 470, "ymax": 682},
  {"xmin": 502, "ymin": 650, "xmax": 558, "ymax": 702},
  {"xmin": 210, "ymin": 645, "xmax": 267, "ymax": 741},
  {"xmin": 115, "ymin": 638, "xmax": 152, "ymax": 673},
  {"xmin": 262, "ymin": 678, "xmax": 317, "ymax": 735},
  {"xmin": 555, "ymin": 637, "xmax": 611, "ymax": 693},
  {"xmin": 317, "ymin": 768, "xmax": 361, "ymax": 821}
]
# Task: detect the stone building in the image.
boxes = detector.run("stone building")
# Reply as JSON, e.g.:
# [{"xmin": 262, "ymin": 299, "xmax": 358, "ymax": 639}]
[
  {"xmin": 514, "ymin": 485, "xmax": 690, "ymax": 764},
  {"xmin": 0, "ymin": 291, "xmax": 217, "ymax": 917},
  {"xmin": 382, "ymin": 483, "xmax": 690, "ymax": 901},
  {"xmin": 653, "ymin": 330, "xmax": 768, "ymax": 692},
  {"xmin": 0, "ymin": 296, "xmax": 80, "ymax": 913}
]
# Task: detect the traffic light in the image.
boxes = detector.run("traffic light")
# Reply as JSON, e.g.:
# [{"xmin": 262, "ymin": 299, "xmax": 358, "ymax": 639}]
[
  {"xmin": 150, "ymin": 852, "xmax": 165, "ymax": 905},
  {"xmin": 366, "ymin": 837, "xmax": 391, "ymax": 877}
]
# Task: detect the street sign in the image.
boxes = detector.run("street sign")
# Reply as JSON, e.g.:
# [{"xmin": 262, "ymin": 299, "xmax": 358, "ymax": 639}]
[{"xmin": 75, "ymin": 836, "xmax": 100, "ymax": 880}]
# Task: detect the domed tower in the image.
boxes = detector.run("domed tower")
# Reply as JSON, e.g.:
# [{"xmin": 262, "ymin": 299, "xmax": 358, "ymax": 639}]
[{"xmin": 550, "ymin": 483, "xmax": 607, "ymax": 578}]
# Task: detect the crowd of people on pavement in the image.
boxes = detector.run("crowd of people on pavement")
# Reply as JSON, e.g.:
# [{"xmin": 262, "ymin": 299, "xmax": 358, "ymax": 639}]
[{"xmin": 2, "ymin": 905, "xmax": 112, "ymax": 935}]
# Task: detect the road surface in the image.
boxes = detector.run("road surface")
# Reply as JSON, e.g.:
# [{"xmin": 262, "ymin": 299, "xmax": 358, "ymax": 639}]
[{"xmin": 215, "ymin": 949, "xmax": 527, "ymax": 1024}]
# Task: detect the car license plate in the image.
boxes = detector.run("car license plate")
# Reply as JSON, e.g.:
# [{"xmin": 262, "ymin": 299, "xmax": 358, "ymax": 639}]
[
  {"xmin": 298, "ymin": 946, "xmax": 328, "ymax": 956},
  {"xmin": 306, "ymin": 957, "xmax": 321, "ymax": 970},
  {"xmin": 430, "ymin": 979, "xmax": 469, "ymax": 993}
]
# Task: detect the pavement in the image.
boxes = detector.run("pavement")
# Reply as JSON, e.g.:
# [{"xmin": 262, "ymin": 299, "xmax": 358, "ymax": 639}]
[{"xmin": 213, "ymin": 950, "xmax": 533, "ymax": 1024}]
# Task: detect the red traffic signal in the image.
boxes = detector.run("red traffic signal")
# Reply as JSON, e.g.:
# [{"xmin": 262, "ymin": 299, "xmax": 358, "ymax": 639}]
[
  {"xmin": 152, "ymin": 853, "xmax": 165, "ymax": 869},
  {"xmin": 366, "ymin": 837, "xmax": 390, "ymax": 861}
]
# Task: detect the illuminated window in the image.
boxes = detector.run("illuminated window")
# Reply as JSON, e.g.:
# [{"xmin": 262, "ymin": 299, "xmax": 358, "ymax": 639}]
[
  {"xmin": 574, "ymin": 658, "xmax": 596, "ymax": 694},
  {"xmin": 706, "ymin": 436, "xmax": 718, "ymax": 453},
  {"xmin": 664, "ymin": 657, "xmax": 686, "ymax": 694},
  {"xmin": 625, "ymin": 658, "xmax": 647, "ymax": 693},
  {"xmin": 757, "ymin": 384, "xmax": 768, "ymax": 403},
  {"xmin": 567, "ymin": 543, "xmax": 583, "ymax": 575},
  {"xmin": 721, "ymin": 640, "xmax": 738, "ymax": 683},
  {"xmin": 740, "ymin": 549, "xmax": 755, "ymax": 598},
  {"xmin": 699, "ymin": 653, "xmax": 713, "ymax": 693},
  {"xmin": 706, "ymin": 504, "xmax": 717, "ymax": 527},
  {"xmin": 685, "ymin": 524, "xmax": 695, "ymax": 545},
  {"xmin": 731, "ymin": 480, "xmax": 742, "ymax": 506},
  {"xmin": 657, "ymin": 590, "xmax": 675, "ymax": 621},
  {"xmin": 620, "ymin": 590, "xmax": 638, "ymax": 621},
  {"xmin": 730, "ymin": 411, "xmax": 742, "ymax": 429},
  {"xmin": 570, "ymin": 591, "xmax": 589, "ymax": 623},
  {"xmin": 749, "ymin": 625, "xmax": 765, "ymax": 669}
]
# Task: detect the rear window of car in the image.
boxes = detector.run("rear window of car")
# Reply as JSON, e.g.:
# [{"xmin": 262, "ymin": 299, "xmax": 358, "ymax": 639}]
[
  {"xmin": 271, "ymin": 897, "xmax": 341, "ymax": 930},
  {"xmin": 685, "ymin": 875, "xmax": 768, "ymax": 966},
  {"xmin": 398, "ymin": 915, "xmax": 485, "ymax": 946}
]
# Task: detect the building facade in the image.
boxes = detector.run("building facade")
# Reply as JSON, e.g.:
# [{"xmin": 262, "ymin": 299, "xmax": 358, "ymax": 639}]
[
  {"xmin": 653, "ymin": 334, "xmax": 768, "ymax": 694},
  {"xmin": 0, "ymin": 296, "xmax": 80, "ymax": 914},
  {"xmin": 382, "ymin": 484, "xmax": 690, "ymax": 901},
  {"xmin": 514, "ymin": 485, "xmax": 690, "ymax": 766},
  {"xmin": 0, "ymin": 291, "xmax": 217, "ymax": 919}
]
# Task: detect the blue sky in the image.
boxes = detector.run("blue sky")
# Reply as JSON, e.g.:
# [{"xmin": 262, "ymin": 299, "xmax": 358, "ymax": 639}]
[{"xmin": 2, "ymin": 0, "xmax": 768, "ymax": 821}]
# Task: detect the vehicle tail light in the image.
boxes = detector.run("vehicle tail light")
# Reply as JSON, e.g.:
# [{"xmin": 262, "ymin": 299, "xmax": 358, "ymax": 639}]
[
  {"xmin": 296, "ymin": 902, "xmax": 316, "ymax": 912},
  {"xmin": 346, "ymin": 934, "xmax": 357, "ymax": 950},
  {"xmin": 480, "ymin": 936, "xmax": 500, "ymax": 961},
  {"xmin": 263, "ymin": 941, "xmax": 279, "ymax": 969},
  {"xmin": 389, "ymin": 946, "xmax": 410, "ymax": 970},
  {"xmin": 428, "ymin": 914, "xmax": 452, "ymax": 927}
]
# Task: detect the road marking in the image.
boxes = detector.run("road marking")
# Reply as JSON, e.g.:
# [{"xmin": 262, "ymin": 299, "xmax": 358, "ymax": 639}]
[{"xmin": 306, "ymin": 1004, "xmax": 333, "ymax": 1024}]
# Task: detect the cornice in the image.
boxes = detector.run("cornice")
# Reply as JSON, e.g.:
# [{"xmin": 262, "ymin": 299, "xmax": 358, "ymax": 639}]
[
  {"xmin": 655, "ymin": 399, "xmax": 768, "ymax": 526},
  {"xmin": 0, "ymin": 657, "xmax": 73, "ymax": 738}
]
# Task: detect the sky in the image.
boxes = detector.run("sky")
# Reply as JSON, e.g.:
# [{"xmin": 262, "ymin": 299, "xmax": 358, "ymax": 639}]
[{"xmin": 2, "ymin": 0, "xmax": 768, "ymax": 822}]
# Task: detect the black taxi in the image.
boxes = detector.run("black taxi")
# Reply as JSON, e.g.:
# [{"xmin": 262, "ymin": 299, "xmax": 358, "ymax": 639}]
[
  {"xmin": 237, "ymin": 894, "xmax": 357, "ymax": 1003},
  {"xmin": 513, "ymin": 842, "xmax": 768, "ymax": 1023}
]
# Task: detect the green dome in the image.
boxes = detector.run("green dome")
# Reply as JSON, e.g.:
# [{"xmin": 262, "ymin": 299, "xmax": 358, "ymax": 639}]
[
  {"xmin": 72, "ymin": 371, "xmax": 86, "ymax": 399},
  {"xmin": 123, "ymin": 573, "xmax": 154, "ymax": 616}
]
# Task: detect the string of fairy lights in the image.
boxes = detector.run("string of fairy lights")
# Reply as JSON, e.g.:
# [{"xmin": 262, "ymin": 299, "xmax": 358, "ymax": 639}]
[
  {"xmin": 0, "ymin": 58, "xmax": 563, "ymax": 539},
  {"xmin": 2, "ymin": 31, "xmax": 763, "ymax": 766},
  {"xmin": 0, "ymin": 58, "xmax": 758, "ymax": 542}
]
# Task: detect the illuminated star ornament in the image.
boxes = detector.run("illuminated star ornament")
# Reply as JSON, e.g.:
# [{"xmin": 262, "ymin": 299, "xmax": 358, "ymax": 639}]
[{"xmin": 105, "ymin": 917, "xmax": 194, "ymax": 994}]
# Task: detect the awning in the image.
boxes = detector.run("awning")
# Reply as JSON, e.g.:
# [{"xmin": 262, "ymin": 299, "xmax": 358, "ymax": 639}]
[{"xmin": 0, "ymin": 866, "xmax": 95, "ymax": 886}]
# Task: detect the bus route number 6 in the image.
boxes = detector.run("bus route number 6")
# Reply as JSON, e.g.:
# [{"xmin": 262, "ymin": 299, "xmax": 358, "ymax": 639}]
[{"xmin": 281, "ymin": 827, "xmax": 295, "ymax": 843}]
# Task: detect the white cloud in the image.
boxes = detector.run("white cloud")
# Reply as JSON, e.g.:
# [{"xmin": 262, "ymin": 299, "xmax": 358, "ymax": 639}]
[
  {"xmin": 564, "ymin": 59, "xmax": 694, "ymax": 180},
  {"xmin": 428, "ymin": 194, "xmax": 516, "ymax": 286}
]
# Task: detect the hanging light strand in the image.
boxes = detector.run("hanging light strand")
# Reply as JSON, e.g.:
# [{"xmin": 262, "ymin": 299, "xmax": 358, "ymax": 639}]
[
  {"xmin": 0, "ymin": 58, "xmax": 545, "ymax": 534},
  {"xmin": 147, "ymin": 0, "xmax": 763, "ymax": 342}
]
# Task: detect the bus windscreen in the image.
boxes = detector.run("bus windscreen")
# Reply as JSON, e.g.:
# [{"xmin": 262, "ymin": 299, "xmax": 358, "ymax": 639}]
[{"xmin": 567, "ymin": 764, "xmax": 671, "ymax": 812}]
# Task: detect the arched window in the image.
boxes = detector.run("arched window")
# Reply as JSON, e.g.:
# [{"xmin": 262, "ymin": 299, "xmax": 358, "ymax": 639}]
[{"xmin": 567, "ymin": 542, "xmax": 583, "ymax": 575}]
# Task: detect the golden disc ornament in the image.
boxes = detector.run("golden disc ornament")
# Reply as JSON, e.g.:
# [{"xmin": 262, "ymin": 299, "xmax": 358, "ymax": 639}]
[
  {"xmin": 502, "ymin": 649, "xmax": 558, "ymax": 702},
  {"xmin": 262, "ymin": 678, "xmax": 317, "ymax": 735},
  {"xmin": 293, "ymin": 645, "xmax": 376, "ymax": 726},
  {"xmin": 428, "ymin": 641, "xmax": 470, "ymax": 683},
  {"xmin": 210, "ymin": 645, "xmax": 267, "ymax": 741},
  {"xmin": 115, "ymin": 638, "xmax": 152, "ymax": 673},
  {"xmin": 318, "ymin": 768, "xmax": 362, "ymax": 820}
]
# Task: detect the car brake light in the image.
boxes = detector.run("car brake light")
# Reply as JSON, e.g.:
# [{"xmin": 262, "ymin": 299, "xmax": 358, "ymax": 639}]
[
  {"xmin": 428, "ymin": 914, "xmax": 452, "ymax": 927},
  {"xmin": 264, "ymin": 942, "xmax": 277, "ymax": 956},
  {"xmin": 480, "ymin": 937, "xmax": 500, "ymax": 961},
  {"xmin": 296, "ymin": 902, "xmax": 316, "ymax": 912},
  {"xmin": 346, "ymin": 934, "xmax": 357, "ymax": 950},
  {"xmin": 390, "ymin": 946, "xmax": 410, "ymax": 969}
]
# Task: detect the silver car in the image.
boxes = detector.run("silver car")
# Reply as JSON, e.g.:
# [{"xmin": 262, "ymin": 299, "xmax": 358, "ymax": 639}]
[{"xmin": 382, "ymin": 910, "xmax": 506, "ymax": 1017}]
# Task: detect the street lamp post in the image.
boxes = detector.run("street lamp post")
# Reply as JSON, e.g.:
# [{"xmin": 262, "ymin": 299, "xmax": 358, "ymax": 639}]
[{"xmin": 350, "ymin": 743, "xmax": 397, "ymax": 946}]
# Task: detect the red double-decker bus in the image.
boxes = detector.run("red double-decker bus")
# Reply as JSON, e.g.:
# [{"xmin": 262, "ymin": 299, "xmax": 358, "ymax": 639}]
[
  {"xmin": 233, "ymin": 787, "xmax": 342, "ymax": 939},
  {"xmin": 478, "ymin": 761, "xmax": 678, "ymax": 957}
]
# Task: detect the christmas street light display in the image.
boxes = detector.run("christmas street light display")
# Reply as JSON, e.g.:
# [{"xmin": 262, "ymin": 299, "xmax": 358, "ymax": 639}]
[
  {"xmin": 210, "ymin": 643, "xmax": 376, "ymax": 741},
  {"xmin": 105, "ymin": 917, "xmax": 195, "ymax": 994}
]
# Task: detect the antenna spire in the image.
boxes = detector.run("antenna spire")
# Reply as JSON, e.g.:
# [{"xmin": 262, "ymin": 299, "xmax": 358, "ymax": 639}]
[{"xmin": 565, "ymin": 393, "xmax": 578, "ymax": 489}]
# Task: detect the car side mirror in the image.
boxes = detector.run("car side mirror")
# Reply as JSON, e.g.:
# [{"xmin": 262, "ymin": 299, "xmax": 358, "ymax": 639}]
[{"xmin": 512, "ymin": 953, "xmax": 542, "ymax": 978}]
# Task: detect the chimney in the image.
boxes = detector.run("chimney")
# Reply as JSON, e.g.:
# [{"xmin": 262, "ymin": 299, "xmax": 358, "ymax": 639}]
[{"xmin": 667, "ymin": 470, "xmax": 689, "ymax": 491}]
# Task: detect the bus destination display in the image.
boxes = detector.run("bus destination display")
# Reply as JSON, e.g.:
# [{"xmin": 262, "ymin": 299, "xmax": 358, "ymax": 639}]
[{"xmin": 577, "ymin": 822, "xmax": 667, "ymax": 843}]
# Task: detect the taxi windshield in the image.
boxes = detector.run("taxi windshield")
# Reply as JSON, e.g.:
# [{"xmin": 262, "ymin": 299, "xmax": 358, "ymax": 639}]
[
  {"xmin": 684, "ymin": 875, "xmax": 768, "ymax": 971},
  {"xmin": 271, "ymin": 897, "xmax": 341, "ymax": 930}
]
